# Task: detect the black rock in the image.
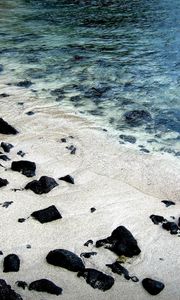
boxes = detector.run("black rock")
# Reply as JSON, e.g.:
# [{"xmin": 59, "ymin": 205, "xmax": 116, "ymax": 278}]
[
  {"xmin": 0, "ymin": 201, "xmax": 13, "ymax": 208},
  {"xmin": 124, "ymin": 110, "xmax": 152, "ymax": 126},
  {"xmin": 0, "ymin": 155, "xmax": 10, "ymax": 161},
  {"xmin": 66, "ymin": 145, "xmax": 76, "ymax": 154},
  {"xmin": 31, "ymin": 205, "xmax": 62, "ymax": 223},
  {"xmin": 61, "ymin": 138, "xmax": 67, "ymax": 143},
  {"xmin": 161, "ymin": 200, "xmax": 175, "ymax": 207},
  {"xmin": 16, "ymin": 281, "xmax": 28, "ymax": 290},
  {"xmin": 1, "ymin": 142, "xmax": 14, "ymax": 153},
  {"xmin": 142, "ymin": 278, "xmax": 165, "ymax": 295},
  {"xmin": 16, "ymin": 80, "xmax": 32, "ymax": 88},
  {"xmin": 0, "ymin": 64, "xmax": 3, "ymax": 72},
  {"xmin": 80, "ymin": 252, "xmax": 97, "ymax": 258},
  {"xmin": 0, "ymin": 279, "xmax": 23, "ymax": 300},
  {"xmin": 84, "ymin": 240, "xmax": 93, "ymax": 247},
  {"xmin": 18, "ymin": 218, "xmax": 26, "ymax": 223},
  {"xmin": 59, "ymin": 175, "xmax": 74, "ymax": 184},
  {"xmin": 96, "ymin": 226, "xmax": 141, "ymax": 258},
  {"xmin": 77, "ymin": 268, "xmax": 114, "ymax": 291},
  {"xmin": 162, "ymin": 221, "xmax": 178, "ymax": 234},
  {"xmin": 90, "ymin": 207, "xmax": 96, "ymax": 213},
  {"xmin": 3, "ymin": 254, "xmax": 20, "ymax": 272},
  {"xmin": 11, "ymin": 160, "xmax": 36, "ymax": 177},
  {"xmin": 140, "ymin": 148, "xmax": 150, "ymax": 153},
  {"xmin": 0, "ymin": 178, "xmax": 9, "ymax": 188},
  {"xmin": 150, "ymin": 215, "xmax": 165, "ymax": 225},
  {"xmin": 25, "ymin": 176, "xmax": 58, "ymax": 194},
  {"xmin": 119, "ymin": 134, "xmax": 136, "ymax": 144},
  {"xmin": 106, "ymin": 261, "xmax": 130, "ymax": 280},
  {"xmin": 26, "ymin": 111, "xmax": 35, "ymax": 116},
  {"xmin": 17, "ymin": 151, "xmax": 25, "ymax": 157},
  {"xmin": 0, "ymin": 93, "xmax": 10, "ymax": 98},
  {"xmin": 29, "ymin": 279, "xmax": 62, "ymax": 295},
  {"xmin": 0, "ymin": 118, "xmax": 18, "ymax": 135},
  {"xmin": 46, "ymin": 249, "xmax": 85, "ymax": 272}
]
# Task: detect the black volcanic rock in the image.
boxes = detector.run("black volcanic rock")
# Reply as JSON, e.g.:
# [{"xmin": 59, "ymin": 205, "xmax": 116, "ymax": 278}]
[
  {"xmin": 16, "ymin": 80, "xmax": 32, "ymax": 88},
  {"xmin": 0, "ymin": 178, "xmax": 9, "ymax": 188},
  {"xmin": 0, "ymin": 118, "xmax": 18, "ymax": 135},
  {"xmin": 96, "ymin": 226, "xmax": 141, "ymax": 257},
  {"xmin": 59, "ymin": 175, "xmax": 74, "ymax": 184},
  {"xmin": 161, "ymin": 200, "xmax": 175, "ymax": 207},
  {"xmin": 3, "ymin": 254, "xmax": 20, "ymax": 272},
  {"xmin": 142, "ymin": 278, "xmax": 165, "ymax": 295},
  {"xmin": 11, "ymin": 160, "xmax": 36, "ymax": 177},
  {"xmin": 106, "ymin": 261, "xmax": 130, "ymax": 280},
  {"xmin": 25, "ymin": 176, "xmax": 58, "ymax": 194},
  {"xmin": 162, "ymin": 221, "xmax": 178, "ymax": 234},
  {"xmin": 31, "ymin": 205, "xmax": 62, "ymax": 223},
  {"xmin": 16, "ymin": 281, "xmax": 28, "ymax": 290},
  {"xmin": 0, "ymin": 279, "xmax": 23, "ymax": 300},
  {"xmin": 124, "ymin": 110, "xmax": 152, "ymax": 126},
  {"xmin": 119, "ymin": 134, "xmax": 136, "ymax": 144},
  {"xmin": 1, "ymin": 142, "xmax": 14, "ymax": 153},
  {"xmin": 77, "ymin": 268, "xmax": 114, "ymax": 291},
  {"xmin": 46, "ymin": 249, "xmax": 85, "ymax": 272},
  {"xmin": 29, "ymin": 279, "xmax": 62, "ymax": 295},
  {"xmin": 84, "ymin": 240, "xmax": 93, "ymax": 247},
  {"xmin": 80, "ymin": 252, "xmax": 97, "ymax": 258},
  {"xmin": 0, "ymin": 154, "xmax": 10, "ymax": 161},
  {"xmin": 150, "ymin": 215, "xmax": 165, "ymax": 225}
]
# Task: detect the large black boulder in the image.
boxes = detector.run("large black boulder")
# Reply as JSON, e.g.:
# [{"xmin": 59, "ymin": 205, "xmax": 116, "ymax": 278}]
[
  {"xmin": 0, "ymin": 118, "xmax": 18, "ymax": 135},
  {"xmin": 11, "ymin": 160, "xmax": 36, "ymax": 177},
  {"xmin": 96, "ymin": 226, "xmax": 141, "ymax": 257},
  {"xmin": 46, "ymin": 249, "xmax": 85, "ymax": 272},
  {"xmin": 29, "ymin": 279, "xmax": 62, "ymax": 295},
  {"xmin": 31, "ymin": 205, "xmax": 62, "ymax": 223},
  {"xmin": 0, "ymin": 178, "xmax": 9, "ymax": 188},
  {"xmin": 142, "ymin": 278, "xmax": 165, "ymax": 295},
  {"xmin": 77, "ymin": 268, "xmax": 114, "ymax": 291},
  {"xmin": 25, "ymin": 176, "xmax": 58, "ymax": 194},
  {"xmin": 3, "ymin": 254, "xmax": 20, "ymax": 272},
  {"xmin": 124, "ymin": 110, "xmax": 152, "ymax": 126},
  {"xmin": 0, "ymin": 279, "xmax": 23, "ymax": 300}
]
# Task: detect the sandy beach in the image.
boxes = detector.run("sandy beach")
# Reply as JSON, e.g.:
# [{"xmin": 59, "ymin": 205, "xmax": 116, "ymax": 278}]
[{"xmin": 0, "ymin": 81, "xmax": 180, "ymax": 299}]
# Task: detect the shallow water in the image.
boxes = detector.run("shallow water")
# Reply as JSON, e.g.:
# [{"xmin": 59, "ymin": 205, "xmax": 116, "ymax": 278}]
[{"xmin": 0, "ymin": 0, "xmax": 180, "ymax": 155}]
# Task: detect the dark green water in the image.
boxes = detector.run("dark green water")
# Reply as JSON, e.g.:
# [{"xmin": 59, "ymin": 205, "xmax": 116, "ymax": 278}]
[{"xmin": 0, "ymin": 0, "xmax": 180, "ymax": 155}]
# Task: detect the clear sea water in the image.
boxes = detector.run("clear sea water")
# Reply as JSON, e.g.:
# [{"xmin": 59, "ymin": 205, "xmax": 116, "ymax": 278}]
[{"xmin": 0, "ymin": 0, "xmax": 180, "ymax": 155}]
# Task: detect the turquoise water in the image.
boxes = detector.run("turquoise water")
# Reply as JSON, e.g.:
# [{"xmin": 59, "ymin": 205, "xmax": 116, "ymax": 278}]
[{"xmin": 0, "ymin": 0, "xmax": 180, "ymax": 155}]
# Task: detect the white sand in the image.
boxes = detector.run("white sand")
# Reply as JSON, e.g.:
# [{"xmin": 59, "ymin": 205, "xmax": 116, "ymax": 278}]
[{"xmin": 0, "ymin": 83, "xmax": 180, "ymax": 300}]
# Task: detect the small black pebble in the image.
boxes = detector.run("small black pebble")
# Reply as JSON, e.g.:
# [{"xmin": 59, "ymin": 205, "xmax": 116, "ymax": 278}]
[
  {"xmin": 140, "ymin": 148, "xmax": 150, "ymax": 153},
  {"xmin": 18, "ymin": 218, "xmax": 26, "ymax": 223},
  {"xmin": 0, "ymin": 154, "xmax": 10, "ymax": 161},
  {"xmin": 0, "ymin": 177, "xmax": 9, "ymax": 188},
  {"xmin": 26, "ymin": 244, "xmax": 31, "ymax": 249},
  {"xmin": 150, "ymin": 215, "xmax": 165, "ymax": 225},
  {"xmin": 142, "ymin": 278, "xmax": 165, "ymax": 295},
  {"xmin": 17, "ymin": 102, "xmax": 24, "ymax": 106},
  {"xmin": 61, "ymin": 138, "xmax": 67, "ymax": 143},
  {"xmin": 26, "ymin": 111, "xmax": 35, "ymax": 116},
  {"xmin": 161, "ymin": 200, "xmax": 175, "ymax": 207},
  {"xmin": 17, "ymin": 150, "xmax": 26, "ymax": 157},
  {"xmin": 59, "ymin": 175, "xmax": 74, "ymax": 184},
  {"xmin": 84, "ymin": 240, "xmax": 93, "ymax": 247},
  {"xmin": 0, "ymin": 251, "xmax": 3, "ymax": 255},
  {"xmin": 1, "ymin": 142, "xmax": 14, "ymax": 153},
  {"xmin": 80, "ymin": 252, "xmax": 97, "ymax": 258},
  {"xmin": 90, "ymin": 207, "xmax": 96, "ymax": 213},
  {"xmin": 16, "ymin": 281, "xmax": 28, "ymax": 290},
  {"xmin": 0, "ymin": 201, "xmax": 13, "ymax": 208}
]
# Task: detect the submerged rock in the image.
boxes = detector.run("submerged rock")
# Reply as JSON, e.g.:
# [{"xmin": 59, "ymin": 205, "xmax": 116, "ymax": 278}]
[
  {"xmin": 0, "ymin": 178, "xmax": 9, "ymax": 188},
  {"xmin": 77, "ymin": 268, "xmax": 114, "ymax": 291},
  {"xmin": 59, "ymin": 175, "xmax": 74, "ymax": 184},
  {"xmin": 124, "ymin": 110, "xmax": 152, "ymax": 126},
  {"xmin": 96, "ymin": 226, "xmax": 141, "ymax": 257},
  {"xmin": 46, "ymin": 249, "xmax": 85, "ymax": 272},
  {"xmin": 29, "ymin": 279, "xmax": 62, "ymax": 295},
  {"xmin": 1, "ymin": 142, "xmax": 14, "ymax": 153},
  {"xmin": 31, "ymin": 205, "xmax": 62, "ymax": 223},
  {"xmin": 3, "ymin": 254, "xmax": 20, "ymax": 272},
  {"xmin": 25, "ymin": 176, "xmax": 58, "ymax": 194},
  {"xmin": 0, "ymin": 279, "xmax": 23, "ymax": 300},
  {"xmin": 11, "ymin": 160, "xmax": 36, "ymax": 177},
  {"xmin": 0, "ymin": 64, "xmax": 3, "ymax": 72},
  {"xmin": 119, "ymin": 134, "xmax": 136, "ymax": 144},
  {"xmin": 142, "ymin": 278, "xmax": 165, "ymax": 295},
  {"xmin": 0, "ymin": 118, "xmax": 18, "ymax": 135},
  {"xmin": 161, "ymin": 200, "xmax": 175, "ymax": 207},
  {"xmin": 150, "ymin": 215, "xmax": 165, "ymax": 225},
  {"xmin": 16, "ymin": 80, "xmax": 32, "ymax": 88}
]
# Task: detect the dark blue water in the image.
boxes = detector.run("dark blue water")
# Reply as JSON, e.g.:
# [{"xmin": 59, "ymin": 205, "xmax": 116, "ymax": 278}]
[{"xmin": 0, "ymin": 0, "xmax": 180, "ymax": 155}]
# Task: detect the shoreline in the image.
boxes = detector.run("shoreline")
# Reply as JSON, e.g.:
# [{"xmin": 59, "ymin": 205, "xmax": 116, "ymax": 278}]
[{"xmin": 0, "ymin": 83, "xmax": 180, "ymax": 299}]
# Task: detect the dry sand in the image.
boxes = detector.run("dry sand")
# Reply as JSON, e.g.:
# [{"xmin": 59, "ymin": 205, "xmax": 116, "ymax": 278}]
[{"xmin": 0, "ymin": 83, "xmax": 180, "ymax": 300}]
